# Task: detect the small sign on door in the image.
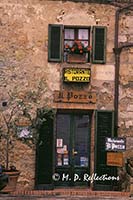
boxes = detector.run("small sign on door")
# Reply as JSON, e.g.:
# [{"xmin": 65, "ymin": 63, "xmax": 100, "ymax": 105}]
[{"xmin": 56, "ymin": 139, "xmax": 63, "ymax": 148}]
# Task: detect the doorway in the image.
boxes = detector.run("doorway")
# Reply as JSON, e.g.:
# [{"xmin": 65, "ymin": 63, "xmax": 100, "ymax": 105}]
[{"xmin": 54, "ymin": 112, "xmax": 91, "ymax": 187}]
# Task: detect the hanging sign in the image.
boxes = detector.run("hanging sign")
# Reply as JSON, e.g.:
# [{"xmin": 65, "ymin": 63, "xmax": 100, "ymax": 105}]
[
  {"xmin": 105, "ymin": 137, "xmax": 126, "ymax": 152},
  {"xmin": 17, "ymin": 126, "xmax": 32, "ymax": 138},
  {"xmin": 107, "ymin": 152, "xmax": 124, "ymax": 167},
  {"xmin": 63, "ymin": 68, "xmax": 91, "ymax": 83},
  {"xmin": 53, "ymin": 90, "xmax": 96, "ymax": 104}
]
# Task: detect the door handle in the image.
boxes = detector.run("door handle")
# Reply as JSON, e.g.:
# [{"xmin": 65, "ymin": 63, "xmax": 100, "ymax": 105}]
[{"xmin": 72, "ymin": 148, "xmax": 78, "ymax": 156}]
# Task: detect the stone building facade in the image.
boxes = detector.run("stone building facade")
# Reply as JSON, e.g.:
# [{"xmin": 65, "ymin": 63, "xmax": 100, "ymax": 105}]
[{"xmin": 0, "ymin": 0, "xmax": 133, "ymax": 191}]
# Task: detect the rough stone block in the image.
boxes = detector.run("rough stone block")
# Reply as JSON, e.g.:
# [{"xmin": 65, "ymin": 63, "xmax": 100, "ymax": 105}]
[
  {"xmin": 0, "ymin": 61, "xmax": 5, "ymax": 67},
  {"xmin": 127, "ymin": 104, "xmax": 133, "ymax": 112},
  {"xmin": 118, "ymin": 35, "xmax": 127, "ymax": 43},
  {"xmin": 125, "ymin": 120, "xmax": 133, "ymax": 129},
  {"xmin": 130, "ymin": 177, "xmax": 133, "ymax": 196},
  {"xmin": 125, "ymin": 138, "xmax": 133, "ymax": 151}
]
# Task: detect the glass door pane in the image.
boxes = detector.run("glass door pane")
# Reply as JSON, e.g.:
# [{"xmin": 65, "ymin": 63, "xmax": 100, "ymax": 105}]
[
  {"xmin": 73, "ymin": 114, "xmax": 89, "ymax": 167},
  {"xmin": 56, "ymin": 114, "xmax": 70, "ymax": 166}
]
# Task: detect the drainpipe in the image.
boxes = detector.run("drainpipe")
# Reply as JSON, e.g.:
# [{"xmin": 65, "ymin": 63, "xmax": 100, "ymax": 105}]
[{"xmin": 113, "ymin": 3, "xmax": 133, "ymax": 136}]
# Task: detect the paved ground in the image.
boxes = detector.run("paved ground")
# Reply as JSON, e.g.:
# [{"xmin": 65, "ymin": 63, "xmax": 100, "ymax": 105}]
[
  {"xmin": 0, "ymin": 188, "xmax": 132, "ymax": 200},
  {"xmin": 0, "ymin": 194, "xmax": 132, "ymax": 200}
]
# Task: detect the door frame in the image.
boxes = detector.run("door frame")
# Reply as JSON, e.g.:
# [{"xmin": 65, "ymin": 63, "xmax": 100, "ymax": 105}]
[{"xmin": 54, "ymin": 109, "xmax": 93, "ymax": 187}]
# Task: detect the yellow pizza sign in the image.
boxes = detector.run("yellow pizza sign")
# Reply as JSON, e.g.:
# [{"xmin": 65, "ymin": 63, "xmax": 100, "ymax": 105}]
[{"xmin": 63, "ymin": 68, "xmax": 91, "ymax": 83}]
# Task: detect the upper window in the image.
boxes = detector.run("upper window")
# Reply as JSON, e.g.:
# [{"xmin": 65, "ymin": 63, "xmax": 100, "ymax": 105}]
[
  {"xmin": 64, "ymin": 27, "xmax": 91, "ymax": 63},
  {"xmin": 48, "ymin": 25, "xmax": 107, "ymax": 64}
]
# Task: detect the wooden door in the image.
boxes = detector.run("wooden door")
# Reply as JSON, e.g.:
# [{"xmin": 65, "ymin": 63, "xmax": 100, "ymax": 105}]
[{"xmin": 55, "ymin": 113, "xmax": 91, "ymax": 187}]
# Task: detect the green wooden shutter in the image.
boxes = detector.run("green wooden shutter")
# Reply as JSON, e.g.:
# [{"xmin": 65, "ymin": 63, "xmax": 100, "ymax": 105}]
[
  {"xmin": 94, "ymin": 110, "xmax": 117, "ymax": 191},
  {"xmin": 35, "ymin": 109, "xmax": 55, "ymax": 189},
  {"xmin": 48, "ymin": 24, "xmax": 63, "ymax": 62},
  {"xmin": 92, "ymin": 26, "xmax": 107, "ymax": 64}
]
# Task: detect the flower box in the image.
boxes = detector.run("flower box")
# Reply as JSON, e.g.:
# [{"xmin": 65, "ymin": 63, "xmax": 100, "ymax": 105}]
[{"xmin": 67, "ymin": 53, "xmax": 86, "ymax": 63}]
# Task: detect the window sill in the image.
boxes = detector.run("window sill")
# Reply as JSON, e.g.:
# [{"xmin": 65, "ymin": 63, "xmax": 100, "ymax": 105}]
[{"xmin": 66, "ymin": 53, "xmax": 87, "ymax": 64}]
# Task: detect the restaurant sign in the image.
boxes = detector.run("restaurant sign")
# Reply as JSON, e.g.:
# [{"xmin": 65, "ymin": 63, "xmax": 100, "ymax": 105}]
[
  {"xmin": 63, "ymin": 68, "xmax": 91, "ymax": 83},
  {"xmin": 105, "ymin": 137, "xmax": 126, "ymax": 152},
  {"xmin": 53, "ymin": 90, "xmax": 96, "ymax": 104}
]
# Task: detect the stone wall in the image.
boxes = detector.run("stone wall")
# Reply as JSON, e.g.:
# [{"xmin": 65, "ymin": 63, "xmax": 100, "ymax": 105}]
[
  {"xmin": 118, "ymin": 11, "xmax": 133, "ymax": 161},
  {"xmin": 0, "ymin": 0, "xmax": 132, "ymax": 189}
]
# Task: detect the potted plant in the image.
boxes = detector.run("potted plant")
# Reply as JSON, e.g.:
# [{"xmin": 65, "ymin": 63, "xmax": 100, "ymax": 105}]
[
  {"xmin": 0, "ymin": 165, "xmax": 8, "ymax": 191},
  {"xmin": 65, "ymin": 40, "xmax": 92, "ymax": 63},
  {"xmin": 0, "ymin": 102, "xmax": 22, "ymax": 193}
]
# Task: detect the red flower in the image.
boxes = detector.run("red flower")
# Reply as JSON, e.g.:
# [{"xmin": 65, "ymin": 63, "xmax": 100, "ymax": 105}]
[{"xmin": 65, "ymin": 40, "xmax": 91, "ymax": 54}]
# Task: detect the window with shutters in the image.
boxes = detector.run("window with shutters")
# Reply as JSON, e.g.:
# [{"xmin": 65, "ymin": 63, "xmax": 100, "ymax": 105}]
[
  {"xmin": 48, "ymin": 24, "xmax": 107, "ymax": 64},
  {"xmin": 64, "ymin": 27, "xmax": 92, "ymax": 63}
]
